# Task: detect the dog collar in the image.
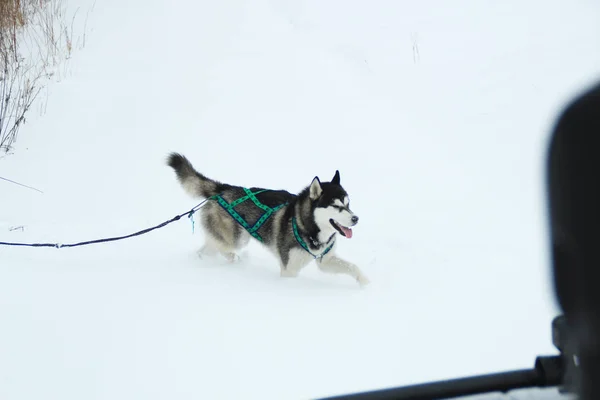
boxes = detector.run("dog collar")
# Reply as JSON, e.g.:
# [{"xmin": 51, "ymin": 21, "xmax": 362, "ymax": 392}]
[{"xmin": 291, "ymin": 217, "xmax": 335, "ymax": 259}]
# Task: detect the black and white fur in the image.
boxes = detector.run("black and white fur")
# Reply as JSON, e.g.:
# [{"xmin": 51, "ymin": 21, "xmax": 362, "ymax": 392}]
[{"xmin": 167, "ymin": 153, "xmax": 370, "ymax": 286}]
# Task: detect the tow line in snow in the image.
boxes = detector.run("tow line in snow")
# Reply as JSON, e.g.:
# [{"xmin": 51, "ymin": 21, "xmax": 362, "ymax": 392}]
[
  {"xmin": 0, "ymin": 176, "xmax": 44, "ymax": 194},
  {"xmin": 0, "ymin": 198, "xmax": 210, "ymax": 249}
]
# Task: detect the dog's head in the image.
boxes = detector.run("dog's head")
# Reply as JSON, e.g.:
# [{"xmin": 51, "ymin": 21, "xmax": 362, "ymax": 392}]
[{"xmin": 309, "ymin": 170, "xmax": 359, "ymax": 239}]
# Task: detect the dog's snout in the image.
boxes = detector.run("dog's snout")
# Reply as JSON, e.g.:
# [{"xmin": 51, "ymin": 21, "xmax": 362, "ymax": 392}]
[{"xmin": 351, "ymin": 215, "xmax": 359, "ymax": 224}]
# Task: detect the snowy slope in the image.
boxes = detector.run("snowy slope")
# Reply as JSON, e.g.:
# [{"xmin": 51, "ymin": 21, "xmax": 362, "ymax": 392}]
[{"xmin": 1, "ymin": 0, "xmax": 600, "ymax": 399}]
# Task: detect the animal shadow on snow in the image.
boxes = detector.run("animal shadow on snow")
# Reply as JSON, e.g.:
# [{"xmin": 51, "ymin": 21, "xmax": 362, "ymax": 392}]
[{"xmin": 186, "ymin": 243, "xmax": 360, "ymax": 291}]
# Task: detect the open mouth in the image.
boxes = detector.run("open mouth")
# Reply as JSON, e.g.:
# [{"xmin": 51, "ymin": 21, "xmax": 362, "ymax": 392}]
[{"xmin": 330, "ymin": 219, "xmax": 353, "ymax": 238}]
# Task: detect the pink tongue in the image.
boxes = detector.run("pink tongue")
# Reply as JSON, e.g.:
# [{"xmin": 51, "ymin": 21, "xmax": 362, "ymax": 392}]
[{"xmin": 341, "ymin": 226, "xmax": 353, "ymax": 238}]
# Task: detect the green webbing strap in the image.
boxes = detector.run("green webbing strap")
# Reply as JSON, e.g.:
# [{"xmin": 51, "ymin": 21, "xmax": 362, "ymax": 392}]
[
  {"xmin": 292, "ymin": 217, "xmax": 334, "ymax": 259},
  {"xmin": 214, "ymin": 188, "xmax": 287, "ymax": 242},
  {"xmin": 229, "ymin": 188, "xmax": 267, "ymax": 208}
]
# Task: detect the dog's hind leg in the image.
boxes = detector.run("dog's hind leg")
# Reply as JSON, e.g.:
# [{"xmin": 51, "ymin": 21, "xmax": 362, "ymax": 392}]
[
  {"xmin": 317, "ymin": 255, "xmax": 370, "ymax": 287},
  {"xmin": 199, "ymin": 210, "xmax": 243, "ymax": 262},
  {"xmin": 218, "ymin": 231, "xmax": 253, "ymax": 263},
  {"xmin": 198, "ymin": 242, "xmax": 239, "ymax": 263},
  {"xmin": 197, "ymin": 235, "xmax": 219, "ymax": 259},
  {"xmin": 197, "ymin": 234, "xmax": 238, "ymax": 262}
]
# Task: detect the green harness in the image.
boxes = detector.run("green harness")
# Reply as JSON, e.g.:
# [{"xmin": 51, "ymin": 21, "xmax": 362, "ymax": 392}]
[
  {"xmin": 214, "ymin": 188, "xmax": 287, "ymax": 242},
  {"xmin": 213, "ymin": 188, "xmax": 335, "ymax": 259}
]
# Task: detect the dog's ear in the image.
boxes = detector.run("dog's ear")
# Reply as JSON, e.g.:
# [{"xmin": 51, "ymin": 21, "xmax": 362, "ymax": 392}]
[
  {"xmin": 309, "ymin": 177, "xmax": 323, "ymax": 200},
  {"xmin": 331, "ymin": 170, "xmax": 340, "ymax": 185}
]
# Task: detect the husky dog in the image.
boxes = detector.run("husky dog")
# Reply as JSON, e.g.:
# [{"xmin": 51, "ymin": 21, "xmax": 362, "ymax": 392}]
[{"xmin": 167, "ymin": 153, "xmax": 370, "ymax": 286}]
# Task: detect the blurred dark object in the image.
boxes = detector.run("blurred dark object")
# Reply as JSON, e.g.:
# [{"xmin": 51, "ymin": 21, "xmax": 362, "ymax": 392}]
[
  {"xmin": 320, "ymin": 352, "xmax": 562, "ymax": 400},
  {"xmin": 552, "ymin": 315, "xmax": 579, "ymax": 394},
  {"xmin": 548, "ymin": 81, "xmax": 600, "ymax": 400}
]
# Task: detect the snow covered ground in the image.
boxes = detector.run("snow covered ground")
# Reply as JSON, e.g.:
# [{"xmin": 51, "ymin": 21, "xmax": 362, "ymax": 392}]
[{"xmin": 1, "ymin": 0, "xmax": 599, "ymax": 399}]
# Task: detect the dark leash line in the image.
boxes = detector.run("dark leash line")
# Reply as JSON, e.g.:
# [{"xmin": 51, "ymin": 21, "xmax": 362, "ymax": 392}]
[
  {"xmin": 2, "ymin": 190, "xmax": 309, "ymax": 254},
  {"xmin": 0, "ymin": 198, "xmax": 212, "ymax": 249},
  {"xmin": 0, "ymin": 176, "xmax": 44, "ymax": 194}
]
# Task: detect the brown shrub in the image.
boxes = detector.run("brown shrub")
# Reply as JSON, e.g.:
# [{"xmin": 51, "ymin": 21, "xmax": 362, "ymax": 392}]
[{"xmin": 1, "ymin": 0, "xmax": 86, "ymax": 153}]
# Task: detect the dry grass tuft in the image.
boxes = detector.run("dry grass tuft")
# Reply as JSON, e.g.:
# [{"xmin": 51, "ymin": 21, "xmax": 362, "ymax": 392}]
[{"xmin": 1, "ymin": 0, "xmax": 88, "ymax": 153}]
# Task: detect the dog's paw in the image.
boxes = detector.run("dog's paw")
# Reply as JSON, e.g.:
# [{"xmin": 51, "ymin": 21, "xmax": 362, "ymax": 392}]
[
  {"xmin": 356, "ymin": 274, "xmax": 370, "ymax": 287},
  {"xmin": 223, "ymin": 252, "xmax": 241, "ymax": 263},
  {"xmin": 197, "ymin": 246, "xmax": 217, "ymax": 259},
  {"xmin": 280, "ymin": 269, "xmax": 299, "ymax": 278}
]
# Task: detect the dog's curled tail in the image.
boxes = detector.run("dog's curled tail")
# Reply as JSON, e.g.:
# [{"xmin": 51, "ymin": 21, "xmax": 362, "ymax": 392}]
[{"xmin": 167, "ymin": 152, "xmax": 224, "ymax": 198}]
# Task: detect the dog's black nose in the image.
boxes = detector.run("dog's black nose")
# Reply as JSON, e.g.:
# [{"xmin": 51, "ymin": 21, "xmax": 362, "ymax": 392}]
[{"xmin": 351, "ymin": 215, "xmax": 359, "ymax": 224}]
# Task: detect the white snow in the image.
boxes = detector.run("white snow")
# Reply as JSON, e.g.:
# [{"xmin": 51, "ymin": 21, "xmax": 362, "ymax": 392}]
[{"xmin": 1, "ymin": 0, "xmax": 599, "ymax": 399}]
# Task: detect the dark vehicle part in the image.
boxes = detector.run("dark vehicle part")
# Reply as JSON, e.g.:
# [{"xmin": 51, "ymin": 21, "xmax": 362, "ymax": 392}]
[
  {"xmin": 548, "ymin": 82, "xmax": 600, "ymax": 400},
  {"xmin": 321, "ymin": 318, "xmax": 564, "ymax": 400}
]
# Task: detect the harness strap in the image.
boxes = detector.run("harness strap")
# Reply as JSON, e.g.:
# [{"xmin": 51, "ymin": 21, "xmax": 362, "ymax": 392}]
[
  {"xmin": 215, "ymin": 188, "xmax": 287, "ymax": 242},
  {"xmin": 214, "ymin": 189, "xmax": 334, "ymax": 257},
  {"xmin": 292, "ymin": 217, "xmax": 334, "ymax": 259}
]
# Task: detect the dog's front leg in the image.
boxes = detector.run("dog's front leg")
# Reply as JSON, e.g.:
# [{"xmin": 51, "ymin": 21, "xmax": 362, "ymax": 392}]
[
  {"xmin": 280, "ymin": 249, "xmax": 311, "ymax": 278},
  {"xmin": 317, "ymin": 255, "xmax": 370, "ymax": 286}
]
